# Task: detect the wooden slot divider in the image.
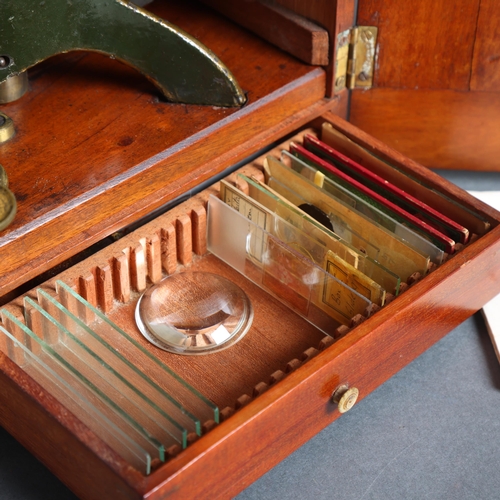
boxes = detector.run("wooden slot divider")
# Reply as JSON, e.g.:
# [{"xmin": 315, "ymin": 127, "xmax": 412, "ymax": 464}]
[
  {"xmin": 113, "ymin": 252, "xmax": 131, "ymax": 304},
  {"xmin": 35, "ymin": 290, "xmax": 60, "ymax": 346},
  {"xmin": 146, "ymin": 233, "xmax": 163, "ymax": 285},
  {"xmin": 220, "ymin": 407, "xmax": 235, "ymax": 422},
  {"xmin": 318, "ymin": 336, "xmax": 335, "ymax": 351},
  {"xmin": 96, "ymin": 264, "xmax": 114, "ymax": 315},
  {"xmin": 130, "ymin": 243, "xmax": 147, "ymax": 293},
  {"xmin": 235, "ymin": 394, "xmax": 252, "ymax": 410},
  {"xmin": 286, "ymin": 358, "xmax": 302, "ymax": 373},
  {"xmin": 191, "ymin": 206, "xmax": 208, "ymax": 256},
  {"xmin": 161, "ymin": 224, "xmax": 178, "ymax": 275},
  {"xmin": 166, "ymin": 445, "xmax": 182, "ymax": 461},
  {"xmin": 364, "ymin": 303, "xmax": 381, "ymax": 317},
  {"xmin": 269, "ymin": 370, "xmax": 285, "ymax": 385},
  {"xmin": 349, "ymin": 314, "xmax": 365, "ymax": 328},
  {"xmin": 78, "ymin": 273, "xmax": 98, "ymax": 310},
  {"xmin": 23, "ymin": 301, "xmax": 40, "ymax": 339},
  {"xmin": 24, "ymin": 306, "xmax": 43, "ymax": 357},
  {"xmin": 39, "ymin": 287, "xmax": 67, "ymax": 332},
  {"xmin": 252, "ymin": 382, "xmax": 269, "ymax": 397},
  {"xmin": 175, "ymin": 215, "xmax": 193, "ymax": 267},
  {"xmin": 57, "ymin": 282, "xmax": 79, "ymax": 319},
  {"xmin": 202, "ymin": 420, "xmax": 218, "ymax": 435},
  {"xmin": 1, "ymin": 306, "xmax": 27, "ymax": 366},
  {"xmin": 301, "ymin": 347, "xmax": 319, "ymax": 363},
  {"xmin": 186, "ymin": 432, "xmax": 199, "ymax": 446}
]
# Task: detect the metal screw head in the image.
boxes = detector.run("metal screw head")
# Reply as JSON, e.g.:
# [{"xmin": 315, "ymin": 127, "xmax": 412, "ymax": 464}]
[
  {"xmin": 335, "ymin": 76, "xmax": 346, "ymax": 88},
  {"xmin": 358, "ymin": 72, "xmax": 369, "ymax": 82},
  {"xmin": 361, "ymin": 29, "xmax": 373, "ymax": 42}
]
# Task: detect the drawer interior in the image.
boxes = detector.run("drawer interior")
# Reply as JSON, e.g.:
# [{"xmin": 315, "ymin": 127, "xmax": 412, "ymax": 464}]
[{"xmin": 1, "ymin": 118, "xmax": 499, "ymax": 491}]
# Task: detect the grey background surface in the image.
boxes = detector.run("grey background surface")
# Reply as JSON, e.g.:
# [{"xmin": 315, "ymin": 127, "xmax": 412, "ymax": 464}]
[{"xmin": 1, "ymin": 170, "xmax": 499, "ymax": 499}]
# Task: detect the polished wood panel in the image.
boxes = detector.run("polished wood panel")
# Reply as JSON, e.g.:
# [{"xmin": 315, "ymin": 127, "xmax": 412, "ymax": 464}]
[
  {"xmin": 471, "ymin": 0, "xmax": 500, "ymax": 91},
  {"xmin": 0, "ymin": 0, "xmax": 335, "ymax": 300},
  {"xmin": 349, "ymin": 88, "xmax": 500, "ymax": 171},
  {"xmin": 357, "ymin": 0, "xmax": 480, "ymax": 90},
  {"xmin": 201, "ymin": 0, "xmax": 329, "ymax": 65}
]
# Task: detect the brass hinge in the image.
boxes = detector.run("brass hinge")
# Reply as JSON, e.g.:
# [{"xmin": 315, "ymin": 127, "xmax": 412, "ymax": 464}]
[{"xmin": 334, "ymin": 26, "xmax": 378, "ymax": 92}]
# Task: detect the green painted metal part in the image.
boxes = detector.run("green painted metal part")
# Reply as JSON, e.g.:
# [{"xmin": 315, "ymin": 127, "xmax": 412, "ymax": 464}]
[{"xmin": 0, "ymin": 0, "xmax": 246, "ymax": 107}]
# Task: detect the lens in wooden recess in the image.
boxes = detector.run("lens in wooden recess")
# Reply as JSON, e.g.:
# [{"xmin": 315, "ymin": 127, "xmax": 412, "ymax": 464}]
[{"xmin": 135, "ymin": 271, "xmax": 253, "ymax": 355}]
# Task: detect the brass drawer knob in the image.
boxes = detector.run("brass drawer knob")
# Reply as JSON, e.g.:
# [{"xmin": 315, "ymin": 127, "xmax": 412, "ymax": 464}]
[{"xmin": 332, "ymin": 385, "xmax": 359, "ymax": 413}]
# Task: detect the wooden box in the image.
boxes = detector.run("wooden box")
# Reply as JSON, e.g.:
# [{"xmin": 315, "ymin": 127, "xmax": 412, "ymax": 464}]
[{"xmin": 1, "ymin": 1, "xmax": 500, "ymax": 499}]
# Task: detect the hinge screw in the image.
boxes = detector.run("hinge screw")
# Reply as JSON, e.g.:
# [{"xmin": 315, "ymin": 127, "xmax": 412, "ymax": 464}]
[{"xmin": 361, "ymin": 29, "xmax": 373, "ymax": 42}]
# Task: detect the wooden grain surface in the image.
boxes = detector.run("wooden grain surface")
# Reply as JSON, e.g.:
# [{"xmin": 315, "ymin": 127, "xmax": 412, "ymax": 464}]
[
  {"xmin": 356, "ymin": 0, "xmax": 481, "ymax": 91},
  {"xmin": 471, "ymin": 0, "xmax": 500, "ymax": 91},
  {"xmin": 0, "ymin": 0, "xmax": 336, "ymax": 300},
  {"xmin": 106, "ymin": 254, "xmax": 325, "ymax": 408},
  {"xmin": 349, "ymin": 88, "xmax": 500, "ymax": 171}
]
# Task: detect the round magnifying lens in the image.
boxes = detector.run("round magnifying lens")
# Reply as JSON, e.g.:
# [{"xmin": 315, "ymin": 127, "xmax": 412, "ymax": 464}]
[{"xmin": 135, "ymin": 271, "xmax": 253, "ymax": 355}]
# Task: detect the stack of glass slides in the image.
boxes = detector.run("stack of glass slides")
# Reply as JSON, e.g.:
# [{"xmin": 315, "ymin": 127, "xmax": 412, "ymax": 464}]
[{"xmin": 0, "ymin": 281, "xmax": 218, "ymax": 475}]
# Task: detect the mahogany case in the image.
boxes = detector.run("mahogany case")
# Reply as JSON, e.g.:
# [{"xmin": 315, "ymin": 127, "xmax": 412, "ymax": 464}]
[{"xmin": 1, "ymin": 1, "xmax": 500, "ymax": 499}]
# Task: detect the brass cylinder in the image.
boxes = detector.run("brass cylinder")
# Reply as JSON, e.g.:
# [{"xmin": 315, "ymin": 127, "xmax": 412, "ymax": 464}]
[
  {"xmin": 0, "ymin": 163, "xmax": 16, "ymax": 231},
  {"xmin": 0, "ymin": 164, "xmax": 8, "ymax": 187},
  {"xmin": 0, "ymin": 185, "xmax": 17, "ymax": 232},
  {"xmin": 0, "ymin": 112, "xmax": 15, "ymax": 143},
  {"xmin": 0, "ymin": 72, "xmax": 29, "ymax": 104}
]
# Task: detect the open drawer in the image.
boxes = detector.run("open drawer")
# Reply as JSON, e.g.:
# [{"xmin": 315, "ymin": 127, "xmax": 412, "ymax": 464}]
[
  {"xmin": 1, "ymin": 112, "xmax": 500, "ymax": 499},
  {"xmin": 1, "ymin": 1, "xmax": 500, "ymax": 499}
]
